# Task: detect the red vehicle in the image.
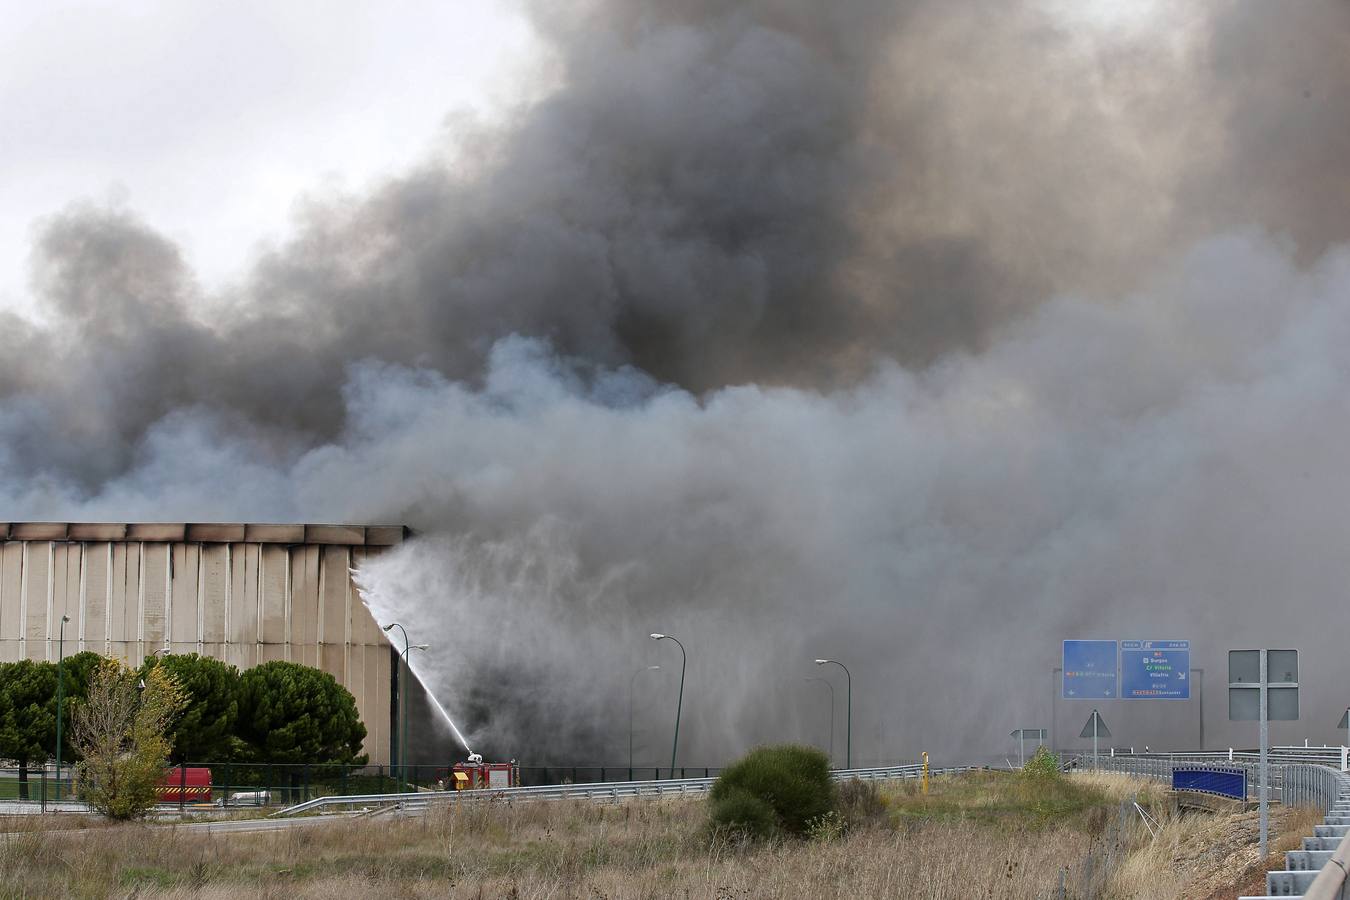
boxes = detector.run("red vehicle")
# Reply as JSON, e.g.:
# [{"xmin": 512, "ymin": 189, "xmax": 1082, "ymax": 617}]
[
  {"xmin": 157, "ymin": 767, "xmax": 213, "ymax": 803},
  {"xmin": 450, "ymin": 754, "xmax": 518, "ymax": 790}
]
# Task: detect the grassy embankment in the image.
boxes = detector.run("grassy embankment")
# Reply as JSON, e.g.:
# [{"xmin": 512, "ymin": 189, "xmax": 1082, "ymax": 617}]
[{"xmin": 0, "ymin": 769, "xmax": 1317, "ymax": 899}]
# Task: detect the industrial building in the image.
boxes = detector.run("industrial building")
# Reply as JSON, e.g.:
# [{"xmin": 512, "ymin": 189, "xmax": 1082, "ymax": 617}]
[{"xmin": 0, "ymin": 522, "xmax": 406, "ymax": 764}]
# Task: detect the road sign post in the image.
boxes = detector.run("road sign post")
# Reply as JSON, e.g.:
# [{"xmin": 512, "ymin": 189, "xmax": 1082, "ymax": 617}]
[
  {"xmin": 1011, "ymin": 729, "xmax": 1046, "ymax": 768},
  {"xmin": 1338, "ymin": 708, "xmax": 1350, "ymax": 762},
  {"xmin": 1051, "ymin": 668, "xmax": 1060, "ymax": 750},
  {"xmin": 1260, "ymin": 651, "xmax": 1267, "ymax": 857},
  {"xmin": 1192, "ymin": 667, "xmax": 1205, "ymax": 748},
  {"xmin": 1079, "ymin": 710, "xmax": 1111, "ymax": 769},
  {"xmin": 1229, "ymin": 648, "xmax": 1299, "ymax": 859}
]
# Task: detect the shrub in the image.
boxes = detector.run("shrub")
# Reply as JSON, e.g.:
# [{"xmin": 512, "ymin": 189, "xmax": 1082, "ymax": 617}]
[
  {"xmin": 708, "ymin": 744, "xmax": 835, "ymax": 838},
  {"xmin": 806, "ymin": 809, "xmax": 846, "ymax": 842},
  {"xmin": 1022, "ymin": 746, "xmax": 1061, "ymax": 781},
  {"xmin": 708, "ymin": 786, "xmax": 778, "ymax": 839},
  {"xmin": 837, "ymin": 777, "xmax": 888, "ymax": 828}
]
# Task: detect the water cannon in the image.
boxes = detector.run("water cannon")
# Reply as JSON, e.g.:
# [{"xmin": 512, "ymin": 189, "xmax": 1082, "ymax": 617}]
[{"xmin": 466, "ymin": 752, "xmax": 483, "ymax": 764}]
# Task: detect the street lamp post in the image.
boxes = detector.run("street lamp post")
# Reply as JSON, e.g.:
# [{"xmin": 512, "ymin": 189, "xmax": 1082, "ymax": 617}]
[
  {"xmin": 629, "ymin": 665, "xmax": 661, "ymax": 778},
  {"xmin": 805, "ymin": 677, "xmax": 835, "ymax": 767},
  {"xmin": 383, "ymin": 624, "xmax": 427, "ymax": 792},
  {"xmin": 650, "ymin": 634, "xmax": 686, "ymax": 779},
  {"xmin": 815, "ymin": 659, "xmax": 852, "ymax": 769},
  {"xmin": 55, "ymin": 615, "xmax": 69, "ymax": 801}
]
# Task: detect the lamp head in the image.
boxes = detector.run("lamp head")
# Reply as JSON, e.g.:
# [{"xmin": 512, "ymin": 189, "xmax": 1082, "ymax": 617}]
[
  {"xmin": 383, "ymin": 624, "xmax": 395, "ymax": 632},
  {"xmin": 815, "ymin": 659, "xmax": 829, "ymax": 665},
  {"xmin": 61, "ymin": 615, "xmax": 70, "ymax": 623},
  {"xmin": 649, "ymin": 633, "xmax": 665, "ymax": 640},
  {"xmin": 412, "ymin": 644, "xmax": 430, "ymax": 651}
]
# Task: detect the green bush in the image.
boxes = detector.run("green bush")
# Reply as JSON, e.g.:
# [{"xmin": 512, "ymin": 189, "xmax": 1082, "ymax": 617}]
[
  {"xmin": 708, "ymin": 785, "xmax": 778, "ymax": 838},
  {"xmin": 708, "ymin": 744, "xmax": 836, "ymax": 838},
  {"xmin": 1022, "ymin": 745, "xmax": 1060, "ymax": 781}
]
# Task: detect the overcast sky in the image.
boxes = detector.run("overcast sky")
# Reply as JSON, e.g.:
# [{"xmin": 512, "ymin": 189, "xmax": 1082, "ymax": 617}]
[{"xmin": 0, "ymin": 0, "xmax": 542, "ymax": 318}]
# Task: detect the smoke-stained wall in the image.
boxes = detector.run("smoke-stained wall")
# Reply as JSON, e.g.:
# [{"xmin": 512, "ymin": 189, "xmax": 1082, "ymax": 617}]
[{"xmin": 0, "ymin": 523, "xmax": 405, "ymax": 764}]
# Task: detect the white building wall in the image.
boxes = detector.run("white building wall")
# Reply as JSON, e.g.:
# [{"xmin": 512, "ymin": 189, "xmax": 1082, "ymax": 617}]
[{"xmin": 0, "ymin": 523, "xmax": 405, "ymax": 765}]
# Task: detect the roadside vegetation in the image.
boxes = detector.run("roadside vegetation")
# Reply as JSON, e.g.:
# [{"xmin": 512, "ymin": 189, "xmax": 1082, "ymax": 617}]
[
  {"xmin": 0, "ymin": 653, "xmax": 368, "ymax": 808},
  {"xmin": 1, "ymin": 786, "xmax": 1101, "ymax": 899},
  {"xmin": 0, "ymin": 747, "xmax": 1320, "ymax": 898},
  {"xmin": 72, "ymin": 659, "xmax": 187, "ymax": 820}
]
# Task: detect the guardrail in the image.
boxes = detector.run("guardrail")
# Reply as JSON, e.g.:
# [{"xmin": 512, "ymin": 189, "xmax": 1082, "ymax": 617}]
[
  {"xmin": 1064, "ymin": 749, "xmax": 1350, "ymax": 899},
  {"xmin": 1078, "ymin": 750, "xmax": 1350, "ymax": 807},
  {"xmin": 1241, "ymin": 766, "xmax": 1350, "ymax": 899},
  {"xmin": 270, "ymin": 763, "xmax": 973, "ymax": 818}
]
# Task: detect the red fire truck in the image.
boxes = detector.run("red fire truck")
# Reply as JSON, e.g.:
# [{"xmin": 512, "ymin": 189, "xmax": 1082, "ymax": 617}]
[
  {"xmin": 449, "ymin": 754, "xmax": 518, "ymax": 790},
  {"xmin": 157, "ymin": 767, "xmax": 213, "ymax": 803}
]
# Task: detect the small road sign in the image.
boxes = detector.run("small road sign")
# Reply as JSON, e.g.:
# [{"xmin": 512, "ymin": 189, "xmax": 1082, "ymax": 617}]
[
  {"xmin": 1079, "ymin": 710, "xmax": 1112, "ymax": 739},
  {"xmin": 1010, "ymin": 728, "xmax": 1047, "ymax": 741},
  {"xmin": 1229, "ymin": 649, "xmax": 1298, "ymax": 721},
  {"xmin": 1063, "ymin": 640, "xmax": 1118, "ymax": 699},
  {"xmin": 1080, "ymin": 709, "xmax": 1110, "ymax": 767},
  {"xmin": 1010, "ymin": 728, "xmax": 1047, "ymax": 768},
  {"xmin": 1121, "ymin": 640, "xmax": 1190, "ymax": 699}
]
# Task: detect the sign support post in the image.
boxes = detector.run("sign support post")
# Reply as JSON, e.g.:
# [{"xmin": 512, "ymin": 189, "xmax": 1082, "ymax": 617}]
[
  {"xmin": 1078, "ymin": 712, "xmax": 1110, "ymax": 770},
  {"xmin": 1011, "ymin": 729, "xmax": 1046, "ymax": 769},
  {"xmin": 1051, "ymin": 667, "xmax": 1060, "ymax": 751},
  {"xmin": 1337, "ymin": 709, "xmax": 1350, "ymax": 770},
  {"xmin": 1229, "ymin": 647, "xmax": 1298, "ymax": 861},
  {"xmin": 1191, "ymin": 667, "xmax": 1204, "ymax": 749},
  {"xmin": 1259, "ymin": 649, "xmax": 1268, "ymax": 858}
]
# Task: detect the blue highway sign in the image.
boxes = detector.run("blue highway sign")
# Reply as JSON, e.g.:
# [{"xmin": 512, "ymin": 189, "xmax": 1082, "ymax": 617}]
[
  {"xmin": 1063, "ymin": 640, "xmax": 1118, "ymax": 699},
  {"xmin": 1121, "ymin": 640, "xmax": 1190, "ymax": 700}
]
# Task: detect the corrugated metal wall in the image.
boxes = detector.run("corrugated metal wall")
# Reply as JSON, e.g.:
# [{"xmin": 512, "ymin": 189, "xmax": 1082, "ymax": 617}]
[{"xmin": 0, "ymin": 539, "xmax": 393, "ymax": 764}]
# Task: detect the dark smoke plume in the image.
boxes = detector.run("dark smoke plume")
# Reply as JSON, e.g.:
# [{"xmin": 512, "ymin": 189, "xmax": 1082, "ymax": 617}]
[{"xmin": 5, "ymin": 1, "xmax": 1350, "ymax": 762}]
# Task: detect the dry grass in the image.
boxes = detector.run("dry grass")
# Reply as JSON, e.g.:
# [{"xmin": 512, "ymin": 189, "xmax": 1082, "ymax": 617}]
[
  {"xmin": 1066, "ymin": 771, "xmax": 1164, "ymax": 804},
  {"xmin": 0, "ymin": 771, "xmax": 1299, "ymax": 899},
  {"xmin": 1274, "ymin": 804, "xmax": 1327, "ymax": 854},
  {"xmin": 1093, "ymin": 786, "xmax": 1327, "ymax": 900}
]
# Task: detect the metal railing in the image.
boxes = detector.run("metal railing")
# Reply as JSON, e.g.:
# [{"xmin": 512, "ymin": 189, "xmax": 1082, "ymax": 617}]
[
  {"xmin": 1069, "ymin": 749, "xmax": 1350, "ymax": 898},
  {"xmin": 1243, "ymin": 766, "xmax": 1350, "ymax": 899},
  {"xmin": 269, "ymin": 762, "xmax": 972, "ymax": 818},
  {"xmin": 1285, "ymin": 765, "xmax": 1343, "ymax": 813},
  {"xmin": 1074, "ymin": 749, "xmax": 1350, "ymax": 807}
]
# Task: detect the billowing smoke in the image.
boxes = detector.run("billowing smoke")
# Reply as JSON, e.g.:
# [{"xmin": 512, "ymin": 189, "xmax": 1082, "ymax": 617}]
[{"xmin": 4, "ymin": 1, "xmax": 1350, "ymax": 763}]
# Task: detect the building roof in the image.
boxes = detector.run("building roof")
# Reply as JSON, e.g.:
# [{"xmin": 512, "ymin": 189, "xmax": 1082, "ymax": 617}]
[{"xmin": 0, "ymin": 523, "xmax": 409, "ymax": 546}]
